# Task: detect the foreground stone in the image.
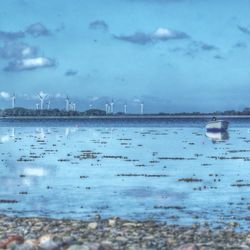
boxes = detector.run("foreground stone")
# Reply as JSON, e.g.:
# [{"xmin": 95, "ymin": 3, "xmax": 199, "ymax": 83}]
[
  {"xmin": 178, "ymin": 243, "xmax": 199, "ymax": 250},
  {"xmin": 0, "ymin": 215, "xmax": 249, "ymax": 250}
]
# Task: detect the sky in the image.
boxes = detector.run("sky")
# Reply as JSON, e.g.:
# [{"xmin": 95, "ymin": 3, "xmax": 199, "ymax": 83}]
[{"xmin": 0, "ymin": 0, "xmax": 250, "ymax": 113}]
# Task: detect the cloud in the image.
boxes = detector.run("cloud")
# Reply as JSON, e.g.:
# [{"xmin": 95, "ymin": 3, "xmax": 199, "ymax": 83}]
[
  {"xmin": 192, "ymin": 41, "xmax": 218, "ymax": 51},
  {"xmin": 65, "ymin": 69, "xmax": 78, "ymax": 76},
  {"xmin": 133, "ymin": 98, "xmax": 141, "ymax": 104},
  {"xmin": 200, "ymin": 43, "xmax": 217, "ymax": 51},
  {"xmin": 181, "ymin": 41, "xmax": 218, "ymax": 57},
  {"xmin": 0, "ymin": 31, "xmax": 25, "ymax": 41},
  {"xmin": 153, "ymin": 27, "xmax": 188, "ymax": 40},
  {"xmin": 238, "ymin": 25, "xmax": 250, "ymax": 35},
  {"xmin": 114, "ymin": 32, "xmax": 152, "ymax": 45},
  {"xmin": 89, "ymin": 96, "xmax": 100, "ymax": 102},
  {"xmin": 89, "ymin": 20, "xmax": 109, "ymax": 31},
  {"xmin": 38, "ymin": 91, "xmax": 48, "ymax": 98},
  {"xmin": 26, "ymin": 23, "xmax": 51, "ymax": 37},
  {"xmin": 0, "ymin": 42, "xmax": 37, "ymax": 59},
  {"xmin": 3, "ymin": 57, "xmax": 56, "ymax": 71},
  {"xmin": 0, "ymin": 41, "xmax": 56, "ymax": 73},
  {"xmin": 169, "ymin": 41, "xmax": 219, "ymax": 58},
  {"xmin": 55, "ymin": 23, "xmax": 65, "ymax": 33},
  {"xmin": 214, "ymin": 55, "xmax": 225, "ymax": 60},
  {"xmin": 234, "ymin": 42, "xmax": 247, "ymax": 49},
  {"xmin": 0, "ymin": 91, "xmax": 10, "ymax": 100},
  {"xmin": 114, "ymin": 27, "xmax": 189, "ymax": 45},
  {"xmin": 0, "ymin": 23, "xmax": 51, "ymax": 41},
  {"xmin": 55, "ymin": 93, "xmax": 63, "ymax": 99}
]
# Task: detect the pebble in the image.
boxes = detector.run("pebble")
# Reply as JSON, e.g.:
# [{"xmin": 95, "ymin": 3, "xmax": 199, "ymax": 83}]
[
  {"xmin": 178, "ymin": 243, "xmax": 199, "ymax": 250},
  {"xmin": 87, "ymin": 222, "xmax": 98, "ymax": 230},
  {"xmin": 246, "ymin": 235, "xmax": 250, "ymax": 245},
  {"xmin": 68, "ymin": 245, "xmax": 90, "ymax": 250},
  {"xmin": 115, "ymin": 236, "xmax": 127, "ymax": 242},
  {"xmin": 123, "ymin": 222, "xmax": 137, "ymax": 227},
  {"xmin": 62, "ymin": 236, "xmax": 75, "ymax": 245},
  {"xmin": 108, "ymin": 219, "xmax": 116, "ymax": 227},
  {"xmin": 0, "ymin": 215, "xmax": 249, "ymax": 250},
  {"xmin": 0, "ymin": 235, "xmax": 24, "ymax": 249},
  {"xmin": 38, "ymin": 234, "xmax": 58, "ymax": 250}
]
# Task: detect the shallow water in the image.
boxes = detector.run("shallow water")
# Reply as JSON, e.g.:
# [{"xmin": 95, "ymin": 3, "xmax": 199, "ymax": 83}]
[{"xmin": 0, "ymin": 119, "xmax": 250, "ymax": 229}]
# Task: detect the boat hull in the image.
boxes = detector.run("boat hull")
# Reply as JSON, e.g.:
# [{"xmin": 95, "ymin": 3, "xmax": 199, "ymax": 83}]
[
  {"xmin": 205, "ymin": 120, "xmax": 229, "ymax": 132},
  {"xmin": 206, "ymin": 131, "xmax": 229, "ymax": 141}
]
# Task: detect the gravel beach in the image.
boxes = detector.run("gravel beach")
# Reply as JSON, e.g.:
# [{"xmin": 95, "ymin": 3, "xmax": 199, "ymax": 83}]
[{"xmin": 0, "ymin": 215, "xmax": 250, "ymax": 250}]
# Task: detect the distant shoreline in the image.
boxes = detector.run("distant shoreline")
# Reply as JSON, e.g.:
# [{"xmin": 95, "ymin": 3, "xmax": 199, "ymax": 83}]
[{"xmin": 1, "ymin": 115, "xmax": 250, "ymax": 120}]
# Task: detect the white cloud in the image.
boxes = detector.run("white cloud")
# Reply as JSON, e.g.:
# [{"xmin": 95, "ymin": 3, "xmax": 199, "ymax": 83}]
[
  {"xmin": 0, "ymin": 42, "xmax": 37, "ymax": 59},
  {"xmin": 4, "ymin": 57, "xmax": 56, "ymax": 71},
  {"xmin": 133, "ymin": 98, "xmax": 141, "ymax": 103},
  {"xmin": 153, "ymin": 28, "xmax": 173, "ymax": 38},
  {"xmin": 114, "ymin": 27, "xmax": 189, "ymax": 45},
  {"xmin": 22, "ymin": 47, "xmax": 34, "ymax": 57},
  {"xmin": 55, "ymin": 93, "xmax": 63, "ymax": 98},
  {"xmin": 0, "ymin": 91, "xmax": 10, "ymax": 99},
  {"xmin": 89, "ymin": 96, "xmax": 99, "ymax": 102},
  {"xmin": 23, "ymin": 57, "xmax": 53, "ymax": 68},
  {"xmin": 38, "ymin": 91, "xmax": 48, "ymax": 98}
]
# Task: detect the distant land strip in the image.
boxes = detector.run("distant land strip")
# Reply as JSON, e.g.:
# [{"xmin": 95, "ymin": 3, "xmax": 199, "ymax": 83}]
[
  {"xmin": 1, "ymin": 107, "xmax": 250, "ymax": 119},
  {"xmin": 1, "ymin": 115, "xmax": 250, "ymax": 120}
]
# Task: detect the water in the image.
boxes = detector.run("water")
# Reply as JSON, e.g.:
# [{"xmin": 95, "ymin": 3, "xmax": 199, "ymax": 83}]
[{"xmin": 0, "ymin": 118, "xmax": 250, "ymax": 229}]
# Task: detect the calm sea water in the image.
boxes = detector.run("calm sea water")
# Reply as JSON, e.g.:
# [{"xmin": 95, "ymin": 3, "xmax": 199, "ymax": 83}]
[{"xmin": 0, "ymin": 118, "xmax": 250, "ymax": 229}]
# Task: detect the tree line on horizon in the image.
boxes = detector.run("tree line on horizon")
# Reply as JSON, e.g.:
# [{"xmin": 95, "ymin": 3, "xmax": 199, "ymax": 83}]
[{"xmin": 0, "ymin": 107, "xmax": 250, "ymax": 117}]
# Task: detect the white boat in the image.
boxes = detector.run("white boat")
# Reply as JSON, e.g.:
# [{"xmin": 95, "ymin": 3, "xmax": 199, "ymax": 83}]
[{"xmin": 205, "ymin": 118, "xmax": 229, "ymax": 132}]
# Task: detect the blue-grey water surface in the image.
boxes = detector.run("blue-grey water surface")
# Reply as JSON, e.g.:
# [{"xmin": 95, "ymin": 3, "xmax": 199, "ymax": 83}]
[{"xmin": 0, "ymin": 118, "xmax": 250, "ymax": 230}]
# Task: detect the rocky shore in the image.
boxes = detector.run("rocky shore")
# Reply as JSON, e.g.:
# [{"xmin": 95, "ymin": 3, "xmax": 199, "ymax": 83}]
[{"xmin": 0, "ymin": 215, "xmax": 250, "ymax": 250}]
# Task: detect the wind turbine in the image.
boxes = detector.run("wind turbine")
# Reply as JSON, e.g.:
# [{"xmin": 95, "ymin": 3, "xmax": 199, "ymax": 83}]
[
  {"xmin": 65, "ymin": 96, "xmax": 70, "ymax": 111},
  {"xmin": 105, "ymin": 103, "xmax": 109, "ymax": 114},
  {"xmin": 36, "ymin": 103, "xmax": 39, "ymax": 110},
  {"xmin": 140, "ymin": 102, "xmax": 144, "ymax": 115},
  {"xmin": 69, "ymin": 102, "xmax": 75, "ymax": 111},
  {"xmin": 47, "ymin": 100, "xmax": 51, "ymax": 110},
  {"xmin": 38, "ymin": 93, "xmax": 47, "ymax": 110},
  {"xmin": 110, "ymin": 99, "xmax": 114, "ymax": 114},
  {"xmin": 124, "ymin": 102, "xmax": 127, "ymax": 114},
  {"xmin": 11, "ymin": 93, "xmax": 16, "ymax": 109}
]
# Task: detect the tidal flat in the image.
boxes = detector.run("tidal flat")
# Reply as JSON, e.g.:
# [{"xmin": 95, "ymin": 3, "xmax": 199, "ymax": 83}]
[{"xmin": 0, "ymin": 119, "xmax": 250, "ymax": 249}]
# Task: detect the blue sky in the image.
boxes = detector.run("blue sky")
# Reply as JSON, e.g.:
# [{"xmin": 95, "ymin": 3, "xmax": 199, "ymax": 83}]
[{"xmin": 0, "ymin": 0, "xmax": 250, "ymax": 113}]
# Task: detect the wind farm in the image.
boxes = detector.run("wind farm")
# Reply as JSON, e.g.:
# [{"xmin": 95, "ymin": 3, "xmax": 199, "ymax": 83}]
[
  {"xmin": 0, "ymin": 93, "xmax": 150, "ymax": 117},
  {"xmin": 1, "ymin": 93, "xmax": 250, "ymax": 120}
]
